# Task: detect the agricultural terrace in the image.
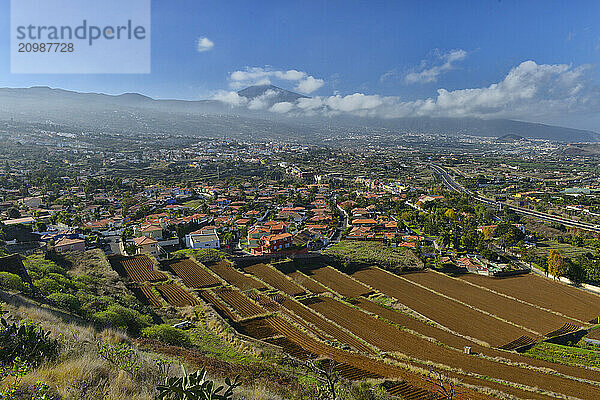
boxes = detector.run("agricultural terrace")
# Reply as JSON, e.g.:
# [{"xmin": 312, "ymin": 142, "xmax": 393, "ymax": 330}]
[
  {"xmin": 358, "ymin": 296, "xmax": 600, "ymax": 383},
  {"xmin": 137, "ymin": 285, "xmax": 162, "ymax": 308},
  {"xmin": 161, "ymin": 257, "xmax": 221, "ymax": 288},
  {"xmin": 155, "ymin": 283, "xmax": 199, "ymax": 307},
  {"xmin": 303, "ymin": 296, "xmax": 600, "ymax": 400},
  {"xmin": 274, "ymin": 295, "xmax": 374, "ymax": 354},
  {"xmin": 214, "ymin": 287, "xmax": 265, "ymax": 319},
  {"xmin": 459, "ymin": 273, "xmax": 600, "ymax": 323},
  {"xmin": 196, "ymin": 254, "xmax": 600, "ymax": 399},
  {"xmin": 303, "ymin": 266, "xmax": 373, "ymax": 297},
  {"xmin": 110, "ymin": 255, "xmax": 167, "ymax": 283},
  {"xmin": 286, "ymin": 270, "xmax": 329, "ymax": 294},
  {"xmin": 534, "ymin": 240, "xmax": 594, "ymax": 259},
  {"xmin": 402, "ymin": 270, "xmax": 578, "ymax": 336},
  {"xmin": 243, "ymin": 263, "xmax": 306, "ymax": 296},
  {"xmin": 323, "ymin": 240, "xmax": 423, "ymax": 272},
  {"xmin": 352, "ymin": 267, "xmax": 534, "ymax": 347},
  {"xmin": 206, "ymin": 260, "xmax": 266, "ymax": 291}
]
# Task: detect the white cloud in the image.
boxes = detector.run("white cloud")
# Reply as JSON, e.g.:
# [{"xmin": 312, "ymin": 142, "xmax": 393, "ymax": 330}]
[
  {"xmin": 275, "ymin": 70, "xmax": 306, "ymax": 80},
  {"xmin": 214, "ymin": 60, "xmax": 598, "ymax": 124},
  {"xmin": 247, "ymin": 89, "xmax": 279, "ymax": 110},
  {"xmin": 228, "ymin": 67, "xmax": 324, "ymax": 93},
  {"xmin": 270, "ymin": 102, "xmax": 295, "ymax": 113},
  {"xmin": 324, "ymin": 93, "xmax": 384, "ymax": 113},
  {"xmin": 197, "ymin": 37, "xmax": 214, "ymax": 52},
  {"xmin": 212, "ymin": 90, "xmax": 247, "ymax": 106},
  {"xmin": 404, "ymin": 49, "xmax": 468, "ymax": 84},
  {"xmin": 297, "ymin": 97, "xmax": 326, "ymax": 110},
  {"xmin": 295, "ymin": 76, "xmax": 325, "ymax": 94}
]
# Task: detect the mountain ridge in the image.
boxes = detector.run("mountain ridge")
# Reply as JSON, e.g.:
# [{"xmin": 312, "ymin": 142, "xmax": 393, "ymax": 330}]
[{"xmin": 0, "ymin": 85, "xmax": 597, "ymax": 143}]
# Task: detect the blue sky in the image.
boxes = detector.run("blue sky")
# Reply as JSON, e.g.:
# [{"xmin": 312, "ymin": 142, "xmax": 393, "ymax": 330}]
[{"xmin": 2, "ymin": 0, "xmax": 600, "ymax": 129}]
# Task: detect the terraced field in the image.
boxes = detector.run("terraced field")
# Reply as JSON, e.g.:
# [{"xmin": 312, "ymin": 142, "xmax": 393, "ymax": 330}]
[
  {"xmin": 214, "ymin": 287, "xmax": 265, "ymax": 319},
  {"xmin": 111, "ymin": 255, "xmax": 167, "ymax": 283},
  {"xmin": 278, "ymin": 296, "xmax": 374, "ymax": 354},
  {"xmin": 305, "ymin": 266, "xmax": 373, "ymax": 297},
  {"xmin": 402, "ymin": 270, "xmax": 576, "ymax": 336},
  {"xmin": 162, "ymin": 258, "xmax": 221, "ymax": 288},
  {"xmin": 304, "ymin": 296, "xmax": 600, "ymax": 400},
  {"xmin": 155, "ymin": 283, "xmax": 200, "ymax": 307},
  {"xmin": 196, "ymin": 260, "xmax": 600, "ymax": 399},
  {"xmin": 206, "ymin": 261, "xmax": 266, "ymax": 290},
  {"xmin": 357, "ymin": 297, "xmax": 600, "ymax": 384},
  {"xmin": 198, "ymin": 290, "xmax": 237, "ymax": 321},
  {"xmin": 138, "ymin": 285, "xmax": 163, "ymax": 307},
  {"xmin": 243, "ymin": 263, "xmax": 306, "ymax": 296},
  {"xmin": 459, "ymin": 273, "xmax": 600, "ymax": 322},
  {"xmin": 287, "ymin": 270, "xmax": 329, "ymax": 294},
  {"xmin": 263, "ymin": 316, "xmax": 490, "ymax": 399},
  {"xmin": 353, "ymin": 267, "xmax": 532, "ymax": 347}
]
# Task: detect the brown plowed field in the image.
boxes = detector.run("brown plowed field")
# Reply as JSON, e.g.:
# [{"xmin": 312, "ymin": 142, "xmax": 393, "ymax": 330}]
[
  {"xmin": 237, "ymin": 316, "xmax": 280, "ymax": 339},
  {"xmin": 459, "ymin": 273, "xmax": 600, "ymax": 322},
  {"xmin": 287, "ymin": 271, "xmax": 329, "ymax": 294},
  {"xmin": 278, "ymin": 297, "xmax": 374, "ymax": 354},
  {"xmin": 358, "ymin": 297, "xmax": 600, "ymax": 384},
  {"xmin": 206, "ymin": 261, "xmax": 266, "ymax": 291},
  {"xmin": 242, "ymin": 290, "xmax": 373, "ymax": 353},
  {"xmin": 162, "ymin": 258, "xmax": 221, "ymax": 288},
  {"xmin": 305, "ymin": 296, "xmax": 600, "ymax": 400},
  {"xmin": 402, "ymin": 270, "xmax": 575, "ymax": 335},
  {"xmin": 138, "ymin": 285, "xmax": 163, "ymax": 307},
  {"xmin": 115, "ymin": 255, "xmax": 167, "ymax": 283},
  {"xmin": 243, "ymin": 263, "xmax": 306, "ymax": 296},
  {"xmin": 155, "ymin": 283, "xmax": 200, "ymax": 307},
  {"xmin": 214, "ymin": 287, "xmax": 265, "ymax": 319},
  {"xmin": 353, "ymin": 267, "xmax": 531, "ymax": 346},
  {"xmin": 305, "ymin": 266, "xmax": 373, "ymax": 297},
  {"xmin": 264, "ymin": 316, "xmax": 500, "ymax": 400},
  {"xmin": 264, "ymin": 336, "xmax": 315, "ymax": 360},
  {"xmin": 198, "ymin": 290, "xmax": 237, "ymax": 321}
]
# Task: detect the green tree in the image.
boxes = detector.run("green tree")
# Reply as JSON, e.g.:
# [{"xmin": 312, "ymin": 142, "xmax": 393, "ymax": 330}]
[
  {"xmin": 547, "ymin": 249, "xmax": 566, "ymax": 278},
  {"xmin": 141, "ymin": 324, "xmax": 191, "ymax": 346}
]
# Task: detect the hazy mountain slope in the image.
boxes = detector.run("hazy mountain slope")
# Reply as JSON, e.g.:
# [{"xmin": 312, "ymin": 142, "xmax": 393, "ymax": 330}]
[
  {"xmin": 237, "ymin": 84, "xmax": 308, "ymax": 104},
  {"xmin": 0, "ymin": 86, "xmax": 597, "ymax": 142}
]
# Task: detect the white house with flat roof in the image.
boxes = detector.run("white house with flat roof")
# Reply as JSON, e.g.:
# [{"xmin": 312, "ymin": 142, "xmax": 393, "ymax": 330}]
[{"xmin": 185, "ymin": 228, "xmax": 220, "ymax": 249}]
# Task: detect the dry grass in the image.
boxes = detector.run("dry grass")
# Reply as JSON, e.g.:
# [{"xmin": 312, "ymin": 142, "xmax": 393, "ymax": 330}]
[{"xmin": 0, "ymin": 295, "xmax": 290, "ymax": 400}]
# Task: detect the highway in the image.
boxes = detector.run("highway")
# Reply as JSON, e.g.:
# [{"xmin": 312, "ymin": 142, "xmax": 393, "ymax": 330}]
[{"xmin": 430, "ymin": 164, "xmax": 600, "ymax": 234}]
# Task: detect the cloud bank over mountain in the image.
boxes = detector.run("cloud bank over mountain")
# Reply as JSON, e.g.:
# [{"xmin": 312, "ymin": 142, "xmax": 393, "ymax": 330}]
[
  {"xmin": 214, "ymin": 60, "xmax": 599, "ymax": 125},
  {"xmin": 227, "ymin": 67, "xmax": 324, "ymax": 94}
]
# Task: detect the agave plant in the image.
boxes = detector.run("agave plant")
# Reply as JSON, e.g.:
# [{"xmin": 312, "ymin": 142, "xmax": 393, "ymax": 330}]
[{"xmin": 156, "ymin": 365, "xmax": 240, "ymax": 400}]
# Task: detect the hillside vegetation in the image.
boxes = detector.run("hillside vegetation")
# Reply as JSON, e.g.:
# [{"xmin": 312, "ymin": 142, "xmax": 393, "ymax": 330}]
[{"xmin": 324, "ymin": 240, "xmax": 424, "ymax": 272}]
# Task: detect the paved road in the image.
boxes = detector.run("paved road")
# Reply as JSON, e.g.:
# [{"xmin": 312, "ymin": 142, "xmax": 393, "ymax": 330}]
[
  {"xmin": 330, "ymin": 204, "xmax": 349, "ymax": 244},
  {"xmin": 430, "ymin": 164, "xmax": 600, "ymax": 234}
]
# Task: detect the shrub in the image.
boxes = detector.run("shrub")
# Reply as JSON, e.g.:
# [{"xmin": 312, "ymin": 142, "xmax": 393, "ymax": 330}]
[
  {"xmin": 47, "ymin": 293, "xmax": 81, "ymax": 313},
  {"xmin": 0, "ymin": 310, "xmax": 59, "ymax": 367},
  {"xmin": 175, "ymin": 249, "xmax": 227, "ymax": 264},
  {"xmin": 0, "ymin": 272, "xmax": 26, "ymax": 292},
  {"xmin": 79, "ymin": 294, "xmax": 115, "ymax": 316},
  {"xmin": 93, "ymin": 304, "xmax": 152, "ymax": 336},
  {"xmin": 141, "ymin": 324, "xmax": 191, "ymax": 346},
  {"xmin": 33, "ymin": 278, "xmax": 63, "ymax": 296}
]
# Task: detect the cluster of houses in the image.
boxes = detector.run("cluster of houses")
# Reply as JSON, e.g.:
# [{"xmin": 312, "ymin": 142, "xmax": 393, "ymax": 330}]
[{"xmin": 0, "ymin": 179, "xmax": 343, "ymax": 258}]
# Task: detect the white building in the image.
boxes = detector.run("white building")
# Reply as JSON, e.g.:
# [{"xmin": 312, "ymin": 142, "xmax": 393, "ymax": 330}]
[{"xmin": 185, "ymin": 228, "xmax": 220, "ymax": 249}]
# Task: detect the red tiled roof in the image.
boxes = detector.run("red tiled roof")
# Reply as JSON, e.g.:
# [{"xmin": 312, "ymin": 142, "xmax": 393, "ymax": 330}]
[
  {"xmin": 134, "ymin": 236, "xmax": 158, "ymax": 245},
  {"xmin": 264, "ymin": 233, "xmax": 292, "ymax": 242},
  {"xmin": 352, "ymin": 218, "xmax": 377, "ymax": 225},
  {"xmin": 55, "ymin": 237, "xmax": 84, "ymax": 247}
]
